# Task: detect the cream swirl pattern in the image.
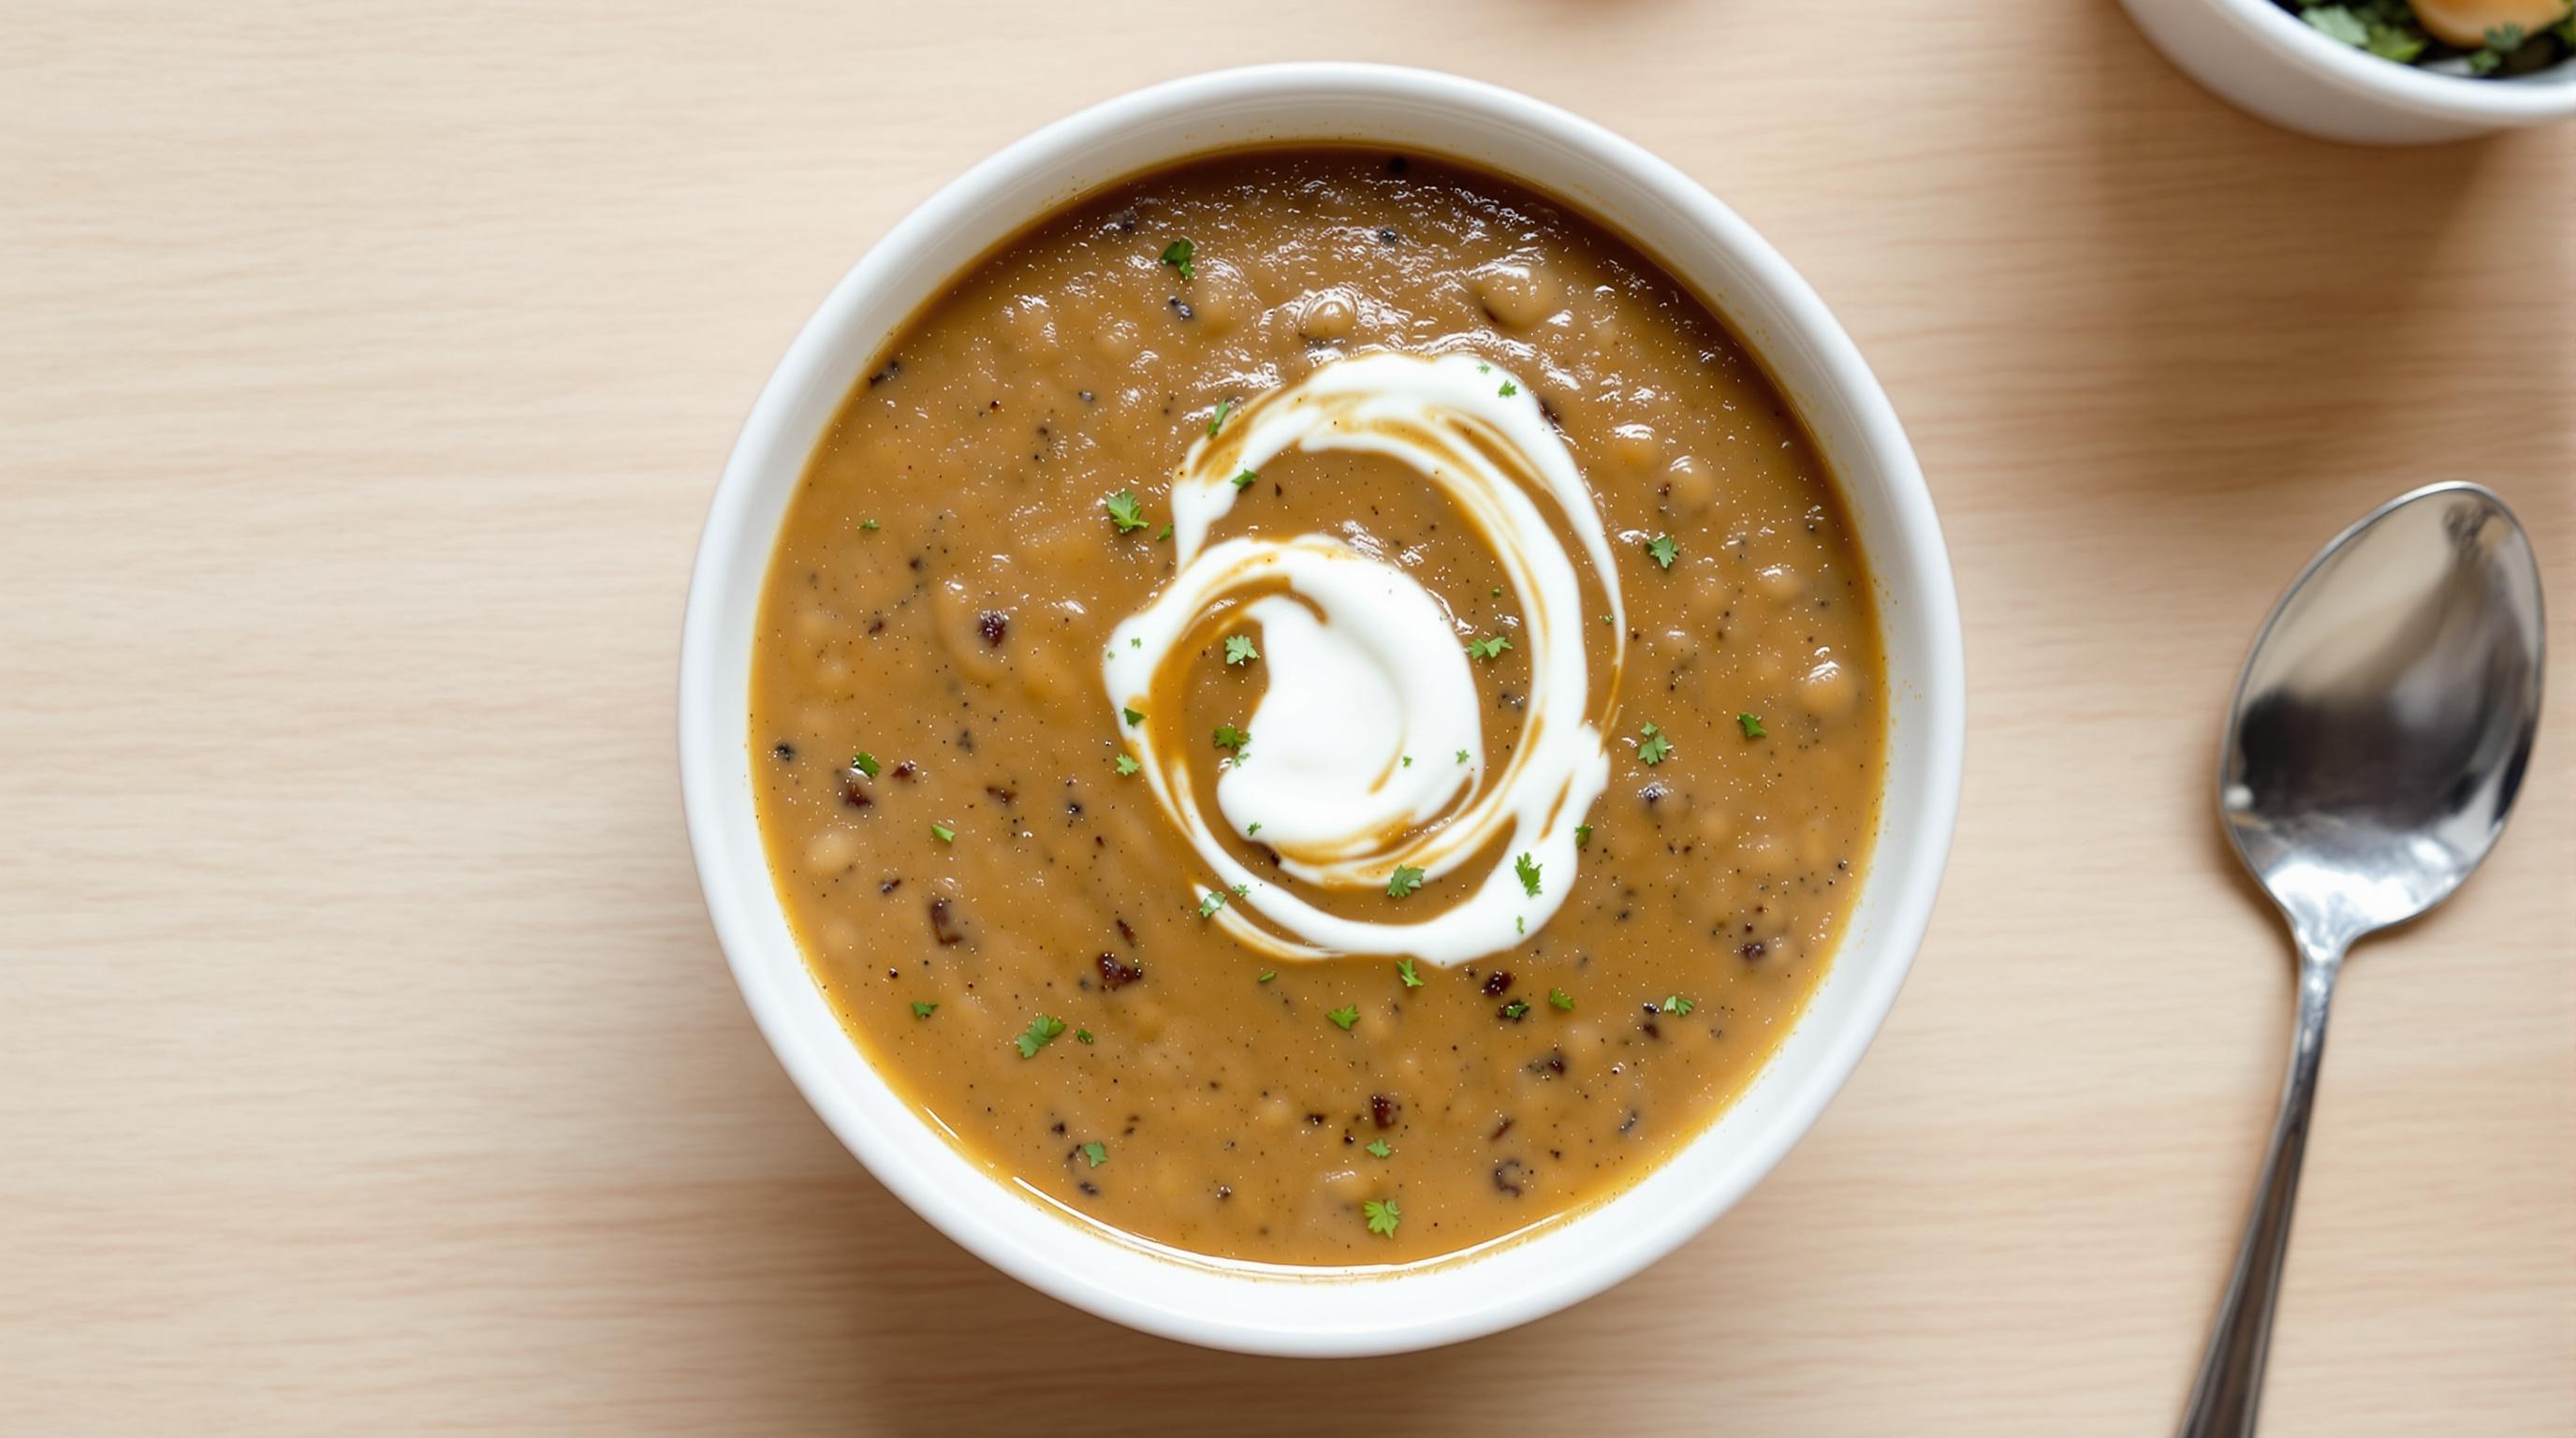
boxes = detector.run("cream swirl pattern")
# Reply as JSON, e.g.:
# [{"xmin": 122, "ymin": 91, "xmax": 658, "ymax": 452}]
[{"xmin": 1103, "ymin": 351, "xmax": 1626, "ymax": 965}]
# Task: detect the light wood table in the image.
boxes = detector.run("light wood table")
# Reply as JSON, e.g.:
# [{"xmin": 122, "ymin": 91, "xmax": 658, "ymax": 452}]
[{"xmin": 5, "ymin": 4, "xmax": 2569, "ymax": 1432}]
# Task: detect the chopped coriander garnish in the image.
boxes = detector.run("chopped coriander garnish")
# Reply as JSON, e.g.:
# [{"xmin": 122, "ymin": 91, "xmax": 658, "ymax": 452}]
[
  {"xmin": 1363, "ymin": 1197, "xmax": 1401, "ymax": 1237},
  {"xmin": 1637, "ymin": 721, "xmax": 1673, "ymax": 766},
  {"xmin": 1548, "ymin": 987, "xmax": 1573, "ymax": 1012},
  {"xmin": 1514, "ymin": 851, "xmax": 1542, "ymax": 897},
  {"xmin": 1206, "ymin": 398, "xmax": 1233, "ymax": 437},
  {"xmin": 1501, "ymin": 998, "xmax": 1530, "ymax": 1019},
  {"xmin": 1516, "ymin": 915, "xmax": 1525, "ymax": 935},
  {"xmin": 1198, "ymin": 888, "xmax": 1230, "ymax": 918},
  {"xmin": 1230, "ymin": 882, "xmax": 1249, "ymax": 898},
  {"xmin": 1103, "ymin": 491, "xmax": 1148, "ymax": 533},
  {"xmin": 1153, "ymin": 521, "xmax": 1172, "ymax": 542},
  {"xmin": 1213, "ymin": 724, "xmax": 1251, "ymax": 751},
  {"xmin": 860, "ymin": 519, "xmax": 881, "ymax": 532},
  {"xmin": 1466, "ymin": 635, "xmax": 1512, "ymax": 662},
  {"xmin": 930, "ymin": 822, "xmax": 956, "ymax": 844},
  {"xmin": 1326, "ymin": 1005, "xmax": 1360, "ymax": 1031},
  {"xmin": 1397, "ymin": 957, "xmax": 1423, "ymax": 989},
  {"xmin": 1386, "ymin": 865, "xmax": 1426, "ymax": 899},
  {"xmin": 1121, "ymin": 705, "xmax": 1144, "ymax": 726},
  {"xmin": 1366, "ymin": 1138, "xmax": 1392, "ymax": 1158},
  {"xmin": 1477, "ymin": 362, "xmax": 1492, "ymax": 374},
  {"xmin": 1490, "ymin": 585, "xmax": 1503, "ymax": 597},
  {"xmin": 1076, "ymin": 1029, "xmax": 1094, "ymax": 1045},
  {"xmin": 1401, "ymin": 755, "xmax": 1413, "ymax": 768},
  {"xmin": 1574, "ymin": 824, "xmax": 1593, "ymax": 848},
  {"xmin": 1113, "ymin": 753, "xmax": 1141, "ymax": 775},
  {"xmin": 1661, "ymin": 993, "xmax": 1695, "ymax": 1016},
  {"xmin": 1081, "ymin": 1139, "xmax": 1107, "ymax": 1167},
  {"xmin": 1247, "ymin": 821, "xmax": 1263, "ymax": 836},
  {"xmin": 1130, "ymin": 636, "xmax": 1142, "ymax": 648},
  {"xmin": 911, "ymin": 1001, "xmax": 938, "ymax": 1019},
  {"xmin": 1498, "ymin": 380, "xmax": 1518, "ymax": 398},
  {"xmin": 1257, "ymin": 969, "xmax": 1278, "ymax": 983},
  {"xmin": 1224, "ymin": 634, "xmax": 1259, "ymax": 666},
  {"xmin": 1231, "ymin": 469, "xmax": 1259, "ymax": 490},
  {"xmin": 1160, "ymin": 237, "xmax": 1194, "ymax": 280},
  {"xmin": 1646, "ymin": 534, "xmax": 1678, "ymax": 570},
  {"xmin": 1015, "ymin": 1014, "xmax": 1066, "ymax": 1057},
  {"xmin": 1737, "ymin": 712, "xmax": 1766, "ymax": 740},
  {"xmin": 1456, "ymin": 749, "xmax": 1471, "ymax": 764},
  {"xmin": 851, "ymin": 751, "xmax": 882, "ymax": 778}
]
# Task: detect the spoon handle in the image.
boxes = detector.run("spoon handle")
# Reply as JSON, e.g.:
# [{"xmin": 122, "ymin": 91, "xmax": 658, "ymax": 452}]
[{"xmin": 2178, "ymin": 945, "xmax": 2343, "ymax": 1438}]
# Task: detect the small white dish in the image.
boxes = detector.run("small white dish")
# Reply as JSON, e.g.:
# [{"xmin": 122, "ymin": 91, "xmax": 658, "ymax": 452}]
[
  {"xmin": 679, "ymin": 63, "xmax": 1965, "ymax": 1357},
  {"xmin": 2123, "ymin": 0, "xmax": 2576, "ymax": 143}
]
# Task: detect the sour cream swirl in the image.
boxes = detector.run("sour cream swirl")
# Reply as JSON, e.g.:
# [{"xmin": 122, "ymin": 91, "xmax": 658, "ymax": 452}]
[{"xmin": 1103, "ymin": 352, "xmax": 1624, "ymax": 965}]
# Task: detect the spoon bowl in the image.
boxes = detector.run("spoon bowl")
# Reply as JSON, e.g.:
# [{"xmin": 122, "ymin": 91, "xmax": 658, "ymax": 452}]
[{"xmin": 2182, "ymin": 480, "xmax": 2545, "ymax": 1436}]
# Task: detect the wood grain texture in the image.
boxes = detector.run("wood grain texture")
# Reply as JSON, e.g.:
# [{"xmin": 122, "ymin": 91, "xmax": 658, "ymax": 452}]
[{"xmin": 3, "ymin": 3, "xmax": 2569, "ymax": 1432}]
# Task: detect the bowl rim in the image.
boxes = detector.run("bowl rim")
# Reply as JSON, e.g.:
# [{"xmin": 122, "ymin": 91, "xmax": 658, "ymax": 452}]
[
  {"xmin": 680, "ymin": 61, "xmax": 1966, "ymax": 1356},
  {"xmin": 2203, "ymin": 0, "xmax": 2576, "ymax": 117}
]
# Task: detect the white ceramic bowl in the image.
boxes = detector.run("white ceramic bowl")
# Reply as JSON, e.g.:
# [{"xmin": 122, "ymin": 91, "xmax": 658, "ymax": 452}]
[
  {"xmin": 680, "ymin": 63, "xmax": 1965, "ymax": 1357},
  {"xmin": 2124, "ymin": 0, "xmax": 2576, "ymax": 143}
]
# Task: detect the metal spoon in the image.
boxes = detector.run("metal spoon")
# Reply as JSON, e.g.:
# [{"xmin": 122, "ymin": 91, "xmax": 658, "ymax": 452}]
[{"xmin": 2179, "ymin": 481, "xmax": 2546, "ymax": 1436}]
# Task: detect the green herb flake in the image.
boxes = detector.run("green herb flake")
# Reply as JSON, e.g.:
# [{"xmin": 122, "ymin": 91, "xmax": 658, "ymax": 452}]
[
  {"xmin": 1232, "ymin": 468, "xmax": 1259, "ymax": 491},
  {"xmin": 1498, "ymin": 381, "xmax": 1518, "ymax": 398},
  {"xmin": 1646, "ymin": 534, "xmax": 1678, "ymax": 570},
  {"xmin": 1502, "ymin": 998, "xmax": 1530, "ymax": 1019},
  {"xmin": 1076, "ymin": 1029, "xmax": 1094, "ymax": 1045},
  {"xmin": 1397, "ymin": 957, "xmax": 1423, "ymax": 990},
  {"xmin": 1248, "ymin": 821, "xmax": 1263, "ymax": 836},
  {"xmin": 1514, "ymin": 852, "xmax": 1542, "ymax": 898},
  {"xmin": 1363, "ymin": 1197, "xmax": 1401, "ymax": 1237},
  {"xmin": 1160, "ymin": 237, "xmax": 1194, "ymax": 280},
  {"xmin": 860, "ymin": 519, "xmax": 881, "ymax": 532},
  {"xmin": 1257, "ymin": 969, "xmax": 1278, "ymax": 983},
  {"xmin": 1081, "ymin": 1139, "xmax": 1107, "ymax": 1167},
  {"xmin": 1113, "ymin": 753, "xmax": 1141, "ymax": 775},
  {"xmin": 2300, "ymin": 4, "xmax": 2369, "ymax": 45},
  {"xmin": 1015, "ymin": 1014, "xmax": 1066, "ymax": 1057},
  {"xmin": 1737, "ymin": 712, "xmax": 1766, "ymax": 740},
  {"xmin": 1661, "ymin": 994, "xmax": 1695, "ymax": 1016},
  {"xmin": 1198, "ymin": 888, "xmax": 1230, "ymax": 918},
  {"xmin": 1224, "ymin": 634, "xmax": 1259, "ymax": 666},
  {"xmin": 1386, "ymin": 865, "xmax": 1427, "ymax": 899},
  {"xmin": 1366, "ymin": 1138, "xmax": 1392, "ymax": 1158},
  {"xmin": 1401, "ymin": 755, "xmax": 1413, "ymax": 768},
  {"xmin": 1121, "ymin": 705, "xmax": 1145, "ymax": 726},
  {"xmin": 1548, "ymin": 988, "xmax": 1573, "ymax": 1012},
  {"xmin": 1456, "ymin": 749, "xmax": 1471, "ymax": 764},
  {"xmin": 851, "ymin": 751, "xmax": 882, "ymax": 778},
  {"xmin": 930, "ymin": 822, "xmax": 956, "ymax": 844},
  {"xmin": 911, "ymin": 1001, "xmax": 938, "ymax": 1019},
  {"xmin": 1206, "ymin": 398, "xmax": 1233, "ymax": 437},
  {"xmin": 1637, "ymin": 722, "xmax": 1673, "ymax": 766},
  {"xmin": 1102, "ymin": 491, "xmax": 1148, "ymax": 533},
  {"xmin": 1466, "ymin": 634, "xmax": 1513, "ymax": 662},
  {"xmin": 1326, "ymin": 1005, "xmax": 1360, "ymax": 1031},
  {"xmin": 1574, "ymin": 824, "xmax": 1593, "ymax": 848},
  {"xmin": 1154, "ymin": 521, "xmax": 1173, "ymax": 542},
  {"xmin": 1213, "ymin": 724, "xmax": 1251, "ymax": 751}
]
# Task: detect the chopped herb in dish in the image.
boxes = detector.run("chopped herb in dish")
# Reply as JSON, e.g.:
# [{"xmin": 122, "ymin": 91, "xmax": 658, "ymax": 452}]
[
  {"xmin": 911, "ymin": 1001, "xmax": 938, "ymax": 1019},
  {"xmin": 1103, "ymin": 491, "xmax": 1149, "ymax": 533},
  {"xmin": 851, "ymin": 751, "xmax": 882, "ymax": 778},
  {"xmin": 1206, "ymin": 398, "xmax": 1233, "ymax": 436},
  {"xmin": 1015, "ymin": 1014, "xmax": 1066, "ymax": 1057},
  {"xmin": 1224, "ymin": 634, "xmax": 1259, "ymax": 666},
  {"xmin": 2283, "ymin": 0, "xmax": 2571, "ymax": 75},
  {"xmin": 1366, "ymin": 1138, "xmax": 1392, "ymax": 1158},
  {"xmin": 1113, "ymin": 754, "xmax": 1141, "ymax": 775},
  {"xmin": 1363, "ymin": 1197, "xmax": 1401, "ymax": 1237},
  {"xmin": 1637, "ymin": 721, "xmax": 1673, "ymax": 766},
  {"xmin": 1082, "ymin": 1140, "xmax": 1108, "ymax": 1167},
  {"xmin": 1397, "ymin": 957, "xmax": 1423, "ymax": 989},
  {"xmin": 1514, "ymin": 852, "xmax": 1542, "ymax": 897},
  {"xmin": 1326, "ymin": 1005, "xmax": 1360, "ymax": 1031},
  {"xmin": 1232, "ymin": 468, "xmax": 1259, "ymax": 490},
  {"xmin": 930, "ymin": 823, "xmax": 956, "ymax": 844},
  {"xmin": 1466, "ymin": 635, "xmax": 1512, "ymax": 661},
  {"xmin": 1645, "ymin": 534, "xmax": 1678, "ymax": 569},
  {"xmin": 1661, "ymin": 994, "xmax": 1695, "ymax": 1016},
  {"xmin": 1548, "ymin": 988, "xmax": 1573, "ymax": 1011},
  {"xmin": 1213, "ymin": 724, "xmax": 1251, "ymax": 751},
  {"xmin": 1160, "ymin": 237, "xmax": 1194, "ymax": 279},
  {"xmin": 1386, "ymin": 865, "xmax": 1426, "ymax": 899}
]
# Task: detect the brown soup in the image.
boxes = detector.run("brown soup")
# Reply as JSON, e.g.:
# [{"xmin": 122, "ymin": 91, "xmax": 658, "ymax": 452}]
[{"xmin": 749, "ymin": 148, "xmax": 1884, "ymax": 1266}]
